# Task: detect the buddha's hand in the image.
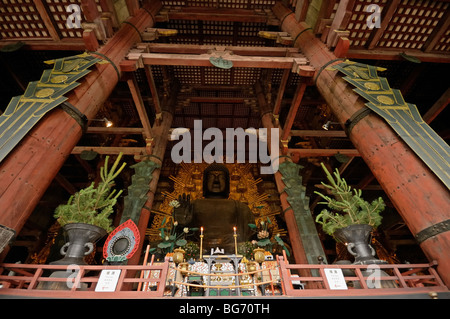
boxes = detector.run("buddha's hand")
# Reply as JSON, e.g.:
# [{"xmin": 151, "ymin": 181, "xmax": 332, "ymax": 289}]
[{"xmin": 173, "ymin": 193, "xmax": 193, "ymax": 225}]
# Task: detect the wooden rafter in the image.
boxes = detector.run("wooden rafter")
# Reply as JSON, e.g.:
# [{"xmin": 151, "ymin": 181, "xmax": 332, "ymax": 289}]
[
  {"xmin": 33, "ymin": 0, "xmax": 61, "ymax": 41},
  {"xmin": 326, "ymin": 0, "xmax": 355, "ymax": 47},
  {"xmin": 287, "ymin": 148, "xmax": 360, "ymax": 157},
  {"xmin": 86, "ymin": 127, "xmax": 145, "ymax": 135},
  {"xmin": 281, "ymin": 81, "xmax": 307, "ymax": 142},
  {"xmin": 72, "ymin": 146, "xmax": 147, "ymax": 155},
  {"xmin": 294, "ymin": 0, "xmax": 310, "ymax": 22},
  {"xmin": 143, "ymin": 43, "xmax": 300, "ymax": 56},
  {"xmin": 126, "ymin": 73, "xmax": 153, "ymax": 141},
  {"xmin": 346, "ymin": 48, "xmax": 450, "ymax": 63},
  {"xmin": 128, "ymin": 52, "xmax": 306, "ymax": 69},
  {"xmin": 144, "ymin": 65, "xmax": 162, "ymax": 115},
  {"xmin": 0, "ymin": 40, "xmax": 86, "ymax": 51},
  {"xmin": 367, "ymin": 0, "xmax": 401, "ymax": 50},
  {"xmin": 156, "ymin": 7, "xmax": 271, "ymax": 23},
  {"xmin": 422, "ymin": 88, "xmax": 450, "ymax": 124},
  {"xmin": 423, "ymin": 9, "xmax": 450, "ymax": 53},
  {"xmin": 273, "ymin": 68, "xmax": 290, "ymax": 116},
  {"xmin": 290, "ymin": 130, "xmax": 347, "ymax": 137}
]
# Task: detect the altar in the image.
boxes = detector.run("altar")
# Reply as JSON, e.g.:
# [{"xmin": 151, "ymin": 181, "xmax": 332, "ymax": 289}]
[{"xmin": 142, "ymin": 253, "xmax": 285, "ymax": 297}]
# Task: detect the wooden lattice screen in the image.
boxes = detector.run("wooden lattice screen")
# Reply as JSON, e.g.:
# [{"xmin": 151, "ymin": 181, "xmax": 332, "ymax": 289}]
[
  {"xmin": 0, "ymin": 0, "xmax": 51, "ymax": 40},
  {"xmin": 346, "ymin": 0, "xmax": 389, "ymax": 48},
  {"xmin": 377, "ymin": 0, "xmax": 449, "ymax": 51},
  {"xmin": 161, "ymin": 0, "xmax": 276, "ymax": 9},
  {"xmin": 0, "ymin": 0, "xmax": 103, "ymax": 40},
  {"xmin": 331, "ymin": 0, "xmax": 449, "ymax": 51},
  {"xmin": 45, "ymin": 0, "xmax": 85, "ymax": 39}
]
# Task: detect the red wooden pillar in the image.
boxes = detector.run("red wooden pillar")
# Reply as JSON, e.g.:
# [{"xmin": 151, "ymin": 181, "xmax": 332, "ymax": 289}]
[
  {"xmin": 0, "ymin": 2, "xmax": 162, "ymax": 260},
  {"xmin": 256, "ymin": 82, "xmax": 309, "ymax": 266},
  {"xmin": 272, "ymin": 2, "xmax": 450, "ymax": 287}
]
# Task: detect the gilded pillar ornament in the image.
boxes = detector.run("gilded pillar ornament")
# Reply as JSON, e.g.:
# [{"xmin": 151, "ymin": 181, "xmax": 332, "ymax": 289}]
[
  {"xmin": 121, "ymin": 159, "xmax": 160, "ymax": 224},
  {"xmin": 278, "ymin": 160, "xmax": 327, "ymax": 265},
  {"xmin": 330, "ymin": 60, "xmax": 450, "ymax": 189},
  {"xmin": 0, "ymin": 53, "xmax": 106, "ymax": 162}
]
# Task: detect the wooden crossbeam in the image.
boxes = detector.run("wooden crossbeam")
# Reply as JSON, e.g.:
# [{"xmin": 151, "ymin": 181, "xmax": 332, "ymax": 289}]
[
  {"xmin": 423, "ymin": 9, "xmax": 450, "ymax": 53},
  {"xmin": 287, "ymin": 148, "xmax": 360, "ymax": 157},
  {"xmin": 346, "ymin": 48, "xmax": 450, "ymax": 63},
  {"xmin": 34, "ymin": 0, "xmax": 61, "ymax": 41},
  {"xmin": 326, "ymin": 0, "xmax": 355, "ymax": 47},
  {"xmin": 128, "ymin": 52, "xmax": 307, "ymax": 69},
  {"xmin": 71, "ymin": 146, "xmax": 147, "ymax": 155},
  {"xmin": 273, "ymin": 69, "xmax": 290, "ymax": 116},
  {"xmin": 423, "ymin": 88, "xmax": 450, "ymax": 124},
  {"xmin": 141, "ymin": 43, "xmax": 300, "ymax": 57},
  {"xmin": 185, "ymin": 97, "xmax": 246, "ymax": 103},
  {"xmin": 282, "ymin": 82, "xmax": 307, "ymax": 142},
  {"xmin": 367, "ymin": 0, "xmax": 401, "ymax": 49},
  {"xmin": 156, "ymin": 7, "xmax": 270, "ymax": 23},
  {"xmin": 126, "ymin": 73, "xmax": 153, "ymax": 141},
  {"xmin": 86, "ymin": 127, "xmax": 145, "ymax": 134},
  {"xmin": 0, "ymin": 40, "xmax": 86, "ymax": 51},
  {"xmin": 290, "ymin": 130, "xmax": 347, "ymax": 137}
]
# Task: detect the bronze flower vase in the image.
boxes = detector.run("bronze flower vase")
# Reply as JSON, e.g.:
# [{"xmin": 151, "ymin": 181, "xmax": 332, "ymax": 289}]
[
  {"xmin": 333, "ymin": 224, "xmax": 385, "ymax": 265},
  {"xmin": 51, "ymin": 223, "xmax": 107, "ymax": 265}
]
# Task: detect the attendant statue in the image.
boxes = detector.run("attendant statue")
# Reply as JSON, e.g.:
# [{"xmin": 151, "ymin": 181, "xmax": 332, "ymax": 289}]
[{"xmin": 174, "ymin": 163, "xmax": 254, "ymax": 254}]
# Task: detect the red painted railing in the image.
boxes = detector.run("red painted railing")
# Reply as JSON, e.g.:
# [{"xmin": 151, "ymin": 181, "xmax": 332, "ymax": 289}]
[
  {"xmin": 277, "ymin": 256, "xmax": 448, "ymax": 297},
  {"xmin": 0, "ymin": 261, "xmax": 169, "ymax": 299},
  {"xmin": 0, "ymin": 257, "xmax": 447, "ymax": 298}
]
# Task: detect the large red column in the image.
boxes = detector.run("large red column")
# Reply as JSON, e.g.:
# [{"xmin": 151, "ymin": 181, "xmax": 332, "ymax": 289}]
[
  {"xmin": 0, "ymin": 2, "xmax": 162, "ymax": 246},
  {"xmin": 272, "ymin": 2, "xmax": 450, "ymax": 286}
]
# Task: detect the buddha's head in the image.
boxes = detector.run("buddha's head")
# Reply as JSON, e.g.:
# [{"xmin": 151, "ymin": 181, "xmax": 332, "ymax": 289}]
[{"xmin": 203, "ymin": 163, "xmax": 230, "ymax": 199}]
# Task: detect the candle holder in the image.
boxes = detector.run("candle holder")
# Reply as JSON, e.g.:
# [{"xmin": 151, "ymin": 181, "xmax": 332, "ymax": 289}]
[
  {"xmin": 199, "ymin": 234, "xmax": 204, "ymax": 261},
  {"xmin": 233, "ymin": 226, "xmax": 237, "ymax": 255}
]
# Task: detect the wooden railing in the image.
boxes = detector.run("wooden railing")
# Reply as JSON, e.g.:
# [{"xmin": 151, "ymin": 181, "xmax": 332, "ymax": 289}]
[
  {"xmin": 0, "ymin": 260, "xmax": 169, "ymax": 299},
  {"xmin": 277, "ymin": 256, "xmax": 448, "ymax": 297},
  {"xmin": 0, "ymin": 257, "xmax": 447, "ymax": 298}
]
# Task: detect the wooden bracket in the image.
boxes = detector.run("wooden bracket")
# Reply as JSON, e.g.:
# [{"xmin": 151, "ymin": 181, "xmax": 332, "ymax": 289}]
[
  {"xmin": 142, "ymin": 28, "xmax": 178, "ymax": 41},
  {"xmin": 334, "ymin": 36, "xmax": 350, "ymax": 58}
]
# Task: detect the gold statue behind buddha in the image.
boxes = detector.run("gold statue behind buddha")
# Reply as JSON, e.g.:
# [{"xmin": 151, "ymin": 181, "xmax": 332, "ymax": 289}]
[{"xmin": 174, "ymin": 163, "xmax": 255, "ymax": 254}]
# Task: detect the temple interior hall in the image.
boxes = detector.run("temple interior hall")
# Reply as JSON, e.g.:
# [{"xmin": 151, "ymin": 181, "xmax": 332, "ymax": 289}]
[{"xmin": 0, "ymin": 0, "xmax": 449, "ymax": 299}]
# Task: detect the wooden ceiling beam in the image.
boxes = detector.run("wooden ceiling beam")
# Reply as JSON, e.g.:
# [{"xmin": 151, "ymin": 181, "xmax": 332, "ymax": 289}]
[
  {"xmin": 144, "ymin": 65, "xmax": 162, "ymax": 116},
  {"xmin": 367, "ymin": 0, "xmax": 401, "ymax": 49},
  {"xmin": 273, "ymin": 68, "xmax": 290, "ymax": 116},
  {"xmin": 128, "ymin": 52, "xmax": 306, "ymax": 69},
  {"xmin": 422, "ymin": 88, "xmax": 450, "ymax": 124},
  {"xmin": 326, "ymin": 0, "xmax": 355, "ymax": 47},
  {"xmin": 346, "ymin": 48, "xmax": 450, "ymax": 63},
  {"xmin": 86, "ymin": 127, "xmax": 145, "ymax": 134},
  {"xmin": 54, "ymin": 173, "xmax": 78, "ymax": 195},
  {"xmin": 423, "ymin": 9, "xmax": 450, "ymax": 53},
  {"xmin": 287, "ymin": 148, "xmax": 360, "ymax": 157},
  {"xmin": 185, "ymin": 97, "xmax": 247, "ymax": 103},
  {"xmin": 281, "ymin": 81, "xmax": 307, "ymax": 144},
  {"xmin": 290, "ymin": 130, "xmax": 347, "ymax": 137},
  {"xmin": 0, "ymin": 40, "xmax": 85, "ymax": 51},
  {"xmin": 34, "ymin": 0, "xmax": 61, "ymax": 41},
  {"xmin": 141, "ymin": 43, "xmax": 300, "ymax": 56},
  {"xmin": 156, "ymin": 7, "xmax": 269, "ymax": 23},
  {"xmin": 72, "ymin": 146, "xmax": 147, "ymax": 155},
  {"xmin": 126, "ymin": 73, "xmax": 153, "ymax": 143}
]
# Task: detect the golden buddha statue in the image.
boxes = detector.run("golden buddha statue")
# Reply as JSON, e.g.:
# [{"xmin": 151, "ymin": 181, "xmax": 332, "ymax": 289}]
[{"xmin": 174, "ymin": 163, "xmax": 254, "ymax": 254}]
